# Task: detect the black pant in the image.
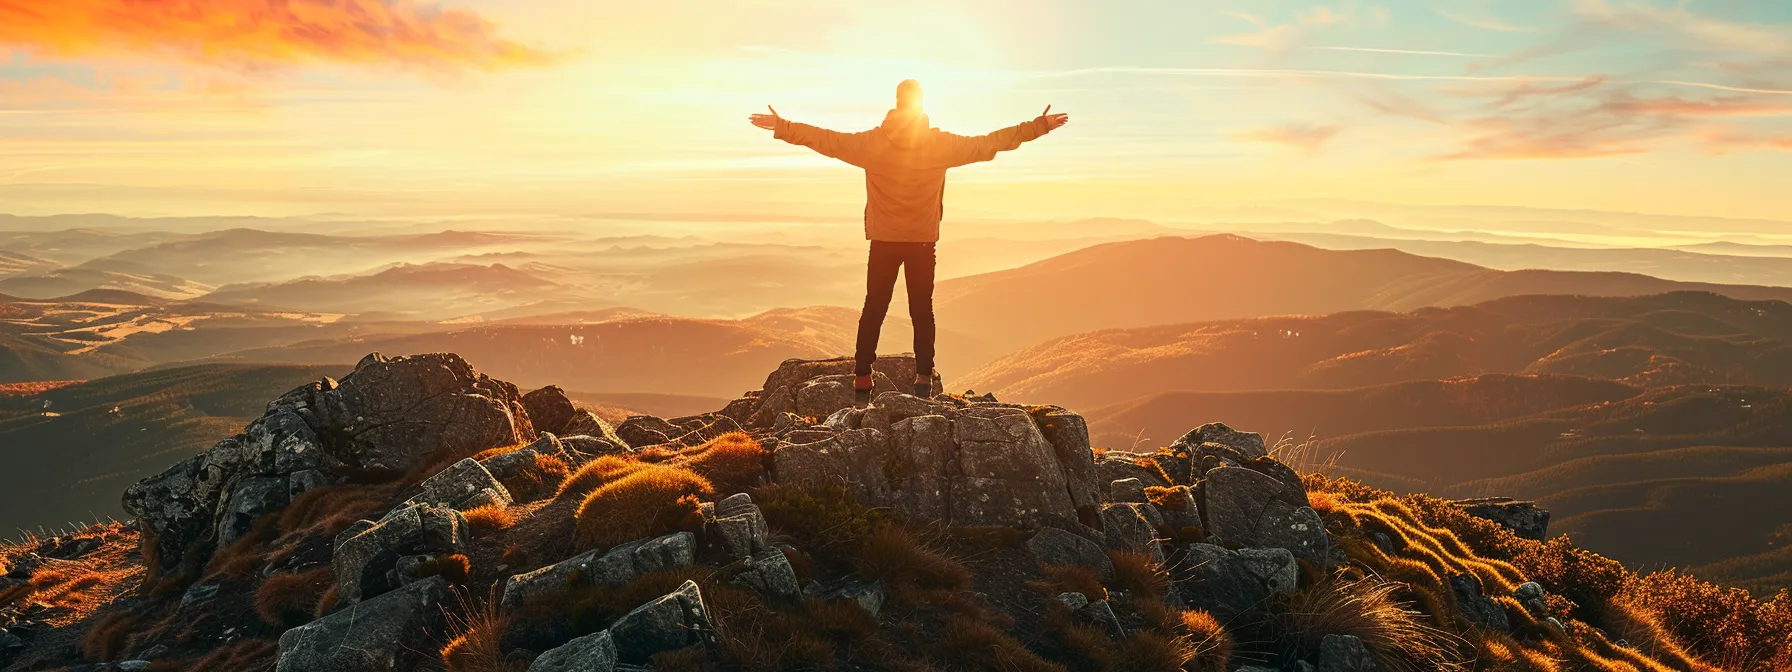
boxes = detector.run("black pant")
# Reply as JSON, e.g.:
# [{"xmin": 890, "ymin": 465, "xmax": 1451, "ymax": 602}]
[{"xmin": 855, "ymin": 241, "xmax": 935, "ymax": 378}]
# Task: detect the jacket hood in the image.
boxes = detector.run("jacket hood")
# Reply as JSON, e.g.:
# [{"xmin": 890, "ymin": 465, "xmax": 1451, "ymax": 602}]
[{"xmin": 879, "ymin": 109, "xmax": 931, "ymax": 149}]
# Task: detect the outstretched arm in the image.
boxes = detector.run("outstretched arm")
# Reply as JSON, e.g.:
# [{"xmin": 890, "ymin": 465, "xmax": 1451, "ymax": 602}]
[
  {"xmin": 945, "ymin": 106, "xmax": 1070, "ymax": 167},
  {"xmin": 750, "ymin": 106, "xmax": 873, "ymax": 166}
]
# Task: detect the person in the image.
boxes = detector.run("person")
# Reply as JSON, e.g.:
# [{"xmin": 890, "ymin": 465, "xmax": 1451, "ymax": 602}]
[{"xmin": 750, "ymin": 80, "xmax": 1069, "ymax": 405}]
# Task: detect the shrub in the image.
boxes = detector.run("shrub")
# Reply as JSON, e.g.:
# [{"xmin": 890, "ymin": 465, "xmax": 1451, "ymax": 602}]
[
  {"xmin": 498, "ymin": 453, "xmax": 571, "ymax": 501},
  {"xmin": 463, "ymin": 504, "xmax": 517, "ymax": 535},
  {"xmin": 754, "ymin": 484, "xmax": 901, "ymax": 561},
  {"xmin": 573, "ymin": 464, "xmax": 712, "ymax": 549},
  {"xmin": 557, "ymin": 455, "xmax": 652, "ymax": 501},
  {"xmin": 255, "ymin": 566, "xmax": 333, "ymax": 627},
  {"xmin": 1619, "ymin": 571, "xmax": 1792, "ymax": 671},
  {"xmin": 678, "ymin": 432, "xmax": 768, "ymax": 491}
]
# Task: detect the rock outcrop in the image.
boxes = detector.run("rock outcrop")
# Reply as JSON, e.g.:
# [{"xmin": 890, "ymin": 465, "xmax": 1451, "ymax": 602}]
[
  {"xmin": 125, "ymin": 353, "xmax": 538, "ymax": 578},
  {"xmin": 769, "ymin": 392, "xmax": 1096, "ymax": 530},
  {"xmin": 275, "ymin": 576, "xmax": 452, "ymax": 672}
]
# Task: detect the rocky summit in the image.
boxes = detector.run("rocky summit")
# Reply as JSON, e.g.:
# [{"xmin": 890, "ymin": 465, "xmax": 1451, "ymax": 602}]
[{"xmin": 0, "ymin": 352, "xmax": 1778, "ymax": 672}]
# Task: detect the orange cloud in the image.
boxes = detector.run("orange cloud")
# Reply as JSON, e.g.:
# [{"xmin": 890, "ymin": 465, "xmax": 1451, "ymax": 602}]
[
  {"xmin": 1234, "ymin": 123, "xmax": 1342, "ymax": 153},
  {"xmin": 0, "ymin": 0, "xmax": 547, "ymax": 71}
]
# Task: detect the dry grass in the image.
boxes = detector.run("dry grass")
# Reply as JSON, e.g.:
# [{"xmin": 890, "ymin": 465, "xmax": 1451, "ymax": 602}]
[
  {"xmin": 443, "ymin": 598, "xmax": 525, "ymax": 672},
  {"xmin": 183, "ymin": 638, "xmax": 279, "ymax": 672},
  {"xmin": 1108, "ymin": 550, "xmax": 1170, "ymax": 600},
  {"xmin": 1179, "ymin": 610, "xmax": 1233, "ymax": 672},
  {"xmin": 1271, "ymin": 572, "xmax": 1465, "ymax": 672},
  {"xmin": 81, "ymin": 609, "xmax": 143, "ymax": 662},
  {"xmin": 573, "ymin": 464, "xmax": 712, "ymax": 549},
  {"xmin": 314, "ymin": 584, "xmax": 340, "ymax": 619},
  {"xmin": 854, "ymin": 525, "xmax": 972, "ymax": 594},
  {"xmin": 1036, "ymin": 564, "xmax": 1109, "ymax": 602},
  {"xmin": 935, "ymin": 615, "xmax": 1068, "ymax": 672},
  {"xmin": 255, "ymin": 566, "xmax": 334, "ymax": 627},
  {"xmin": 1305, "ymin": 475, "xmax": 1749, "ymax": 672},
  {"xmin": 498, "ymin": 453, "xmax": 571, "ymax": 502},
  {"xmin": 463, "ymin": 503, "xmax": 517, "ymax": 535},
  {"xmin": 557, "ymin": 455, "xmax": 652, "ymax": 501},
  {"xmin": 277, "ymin": 482, "xmax": 396, "ymax": 541},
  {"xmin": 1617, "ymin": 571, "xmax": 1792, "ymax": 671},
  {"xmin": 675, "ymin": 432, "xmax": 769, "ymax": 491}
]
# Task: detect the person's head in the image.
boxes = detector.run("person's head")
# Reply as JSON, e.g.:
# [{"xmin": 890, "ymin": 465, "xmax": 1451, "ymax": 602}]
[{"xmin": 896, "ymin": 80, "xmax": 923, "ymax": 111}]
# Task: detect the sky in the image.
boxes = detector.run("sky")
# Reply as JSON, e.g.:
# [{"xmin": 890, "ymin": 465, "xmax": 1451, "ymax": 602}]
[{"xmin": 1, "ymin": 0, "xmax": 1790, "ymax": 224}]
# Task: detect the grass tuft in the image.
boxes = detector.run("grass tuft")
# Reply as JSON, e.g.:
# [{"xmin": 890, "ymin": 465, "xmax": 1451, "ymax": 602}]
[
  {"xmin": 573, "ymin": 464, "xmax": 712, "ymax": 549},
  {"xmin": 255, "ymin": 566, "xmax": 333, "ymax": 627}
]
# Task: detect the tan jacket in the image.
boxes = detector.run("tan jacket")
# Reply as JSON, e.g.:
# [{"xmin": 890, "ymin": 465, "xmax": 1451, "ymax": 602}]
[{"xmin": 775, "ymin": 110, "xmax": 1051, "ymax": 242}]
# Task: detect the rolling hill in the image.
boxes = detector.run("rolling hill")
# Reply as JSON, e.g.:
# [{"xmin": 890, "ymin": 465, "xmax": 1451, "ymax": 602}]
[
  {"xmin": 198, "ymin": 262, "xmax": 563, "ymax": 319},
  {"xmin": 961, "ymin": 291, "xmax": 1792, "ymax": 411},
  {"xmin": 0, "ymin": 363, "xmax": 346, "ymax": 535},
  {"xmin": 934, "ymin": 234, "xmax": 1792, "ymax": 358}
]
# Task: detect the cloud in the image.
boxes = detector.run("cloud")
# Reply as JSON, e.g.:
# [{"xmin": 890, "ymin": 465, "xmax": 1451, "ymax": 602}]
[
  {"xmin": 0, "ymin": 0, "xmax": 549, "ymax": 72},
  {"xmin": 1431, "ymin": 80, "xmax": 1792, "ymax": 160},
  {"xmin": 1234, "ymin": 123, "xmax": 1343, "ymax": 152},
  {"xmin": 1214, "ymin": 5, "xmax": 1379, "ymax": 50}
]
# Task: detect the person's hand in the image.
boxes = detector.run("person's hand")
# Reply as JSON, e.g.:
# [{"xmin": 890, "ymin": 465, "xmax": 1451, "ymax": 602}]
[
  {"xmin": 1038, "ymin": 105, "xmax": 1070, "ymax": 132},
  {"xmin": 750, "ymin": 105, "xmax": 781, "ymax": 131}
]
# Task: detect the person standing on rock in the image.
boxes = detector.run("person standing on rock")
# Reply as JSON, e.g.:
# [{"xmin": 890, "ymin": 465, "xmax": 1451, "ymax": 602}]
[{"xmin": 750, "ymin": 80, "xmax": 1070, "ymax": 404}]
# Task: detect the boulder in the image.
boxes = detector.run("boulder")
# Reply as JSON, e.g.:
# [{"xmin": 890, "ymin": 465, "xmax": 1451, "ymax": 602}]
[
  {"xmin": 1173, "ymin": 423, "xmax": 1267, "ymax": 460},
  {"xmin": 796, "ymin": 377, "xmax": 856, "ymax": 419},
  {"xmin": 1078, "ymin": 599, "xmax": 1127, "ymax": 640},
  {"xmin": 1317, "ymin": 634, "xmax": 1374, "ymax": 672},
  {"xmin": 214, "ymin": 476, "xmax": 290, "ymax": 547},
  {"xmin": 1202, "ymin": 466, "xmax": 1329, "ymax": 564},
  {"xmin": 527, "ymin": 630, "xmax": 616, "ymax": 672},
  {"xmin": 314, "ymin": 353, "xmax": 534, "ymax": 470},
  {"xmin": 500, "ymin": 533, "xmax": 696, "ymax": 613},
  {"xmin": 608, "ymin": 580, "xmax": 715, "ymax": 664},
  {"xmin": 1109, "ymin": 478, "xmax": 1148, "ymax": 503},
  {"xmin": 1174, "ymin": 544, "xmax": 1297, "ymax": 619},
  {"xmin": 410, "ymin": 458, "xmax": 512, "ymax": 510},
  {"xmin": 1455, "ymin": 498, "xmax": 1551, "ymax": 541},
  {"xmin": 728, "ymin": 356, "xmax": 941, "ymax": 429},
  {"xmin": 725, "ymin": 549, "xmax": 801, "ymax": 601},
  {"xmin": 822, "ymin": 579, "xmax": 885, "ymax": 616},
  {"xmin": 122, "ymin": 452, "xmax": 234, "ymax": 577},
  {"xmin": 702, "ymin": 494, "xmax": 769, "ymax": 561},
  {"xmin": 773, "ymin": 428, "xmax": 893, "ymax": 506},
  {"xmin": 1025, "ymin": 527, "xmax": 1115, "ymax": 582},
  {"xmin": 1515, "ymin": 581, "xmax": 1548, "ymax": 617},
  {"xmin": 1094, "ymin": 453, "xmax": 1169, "ymax": 495},
  {"xmin": 275, "ymin": 576, "xmax": 450, "ymax": 672},
  {"xmin": 1450, "ymin": 573, "xmax": 1511, "ymax": 632},
  {"xmin": 481, "ymin": 435, "xmax": 567, "ymax": 485},
  {"xmin": 562, "ymin": 412, "xmax": 624, "ymax": 447},
  {"xmin": 1099, "ymin": 503, "xmax": 1162, "ymax": 557},
  {"xmin": 521, "ymin": 386, "xmax": 579, "ymax": 435},
  {"xmin": 1150, "ymin": 485, "xmax": 1202, "ymax": 535},
  {"xmin": 332, "ymin": 504, "xmax": 467, "ymax": 606},
  {"xmin": 615, "ymin": 416, "xmax": 680, "ymax": 449},
  {"xmin": 1032, "ymin": 406, "xmax": 1103, "ymax": 514}
]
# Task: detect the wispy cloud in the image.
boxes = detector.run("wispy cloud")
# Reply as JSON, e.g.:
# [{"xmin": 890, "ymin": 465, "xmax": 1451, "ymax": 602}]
[
  {"xmin": 0, "ymin": 0, "xmax": 551, "ymax": 72},
  {"xmin": 1233, "ymin": 123, "xmax": 1343, "ymax": 153},
  {"xmin": 1215, "ymin": 5, "xmax": 1384, "ymax": 51},
  {"xmin": 1306, "ymin": 46, "xmax": 1497, "ymax": 58}
]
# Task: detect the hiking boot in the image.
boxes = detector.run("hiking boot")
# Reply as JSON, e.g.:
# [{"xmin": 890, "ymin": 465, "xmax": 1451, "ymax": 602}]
[
  {"xmin": 914, "ymin": 374, "xmax": 932, "ymax": 399},
  {"xmin": 853, "ymin": 374, "xmax": 874, "ymax": 408}
]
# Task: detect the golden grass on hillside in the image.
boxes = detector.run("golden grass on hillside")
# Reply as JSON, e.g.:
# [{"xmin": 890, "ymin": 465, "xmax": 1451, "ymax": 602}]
[
  {"xmin": 80, "ymin": 609, "xmax": 143, "ymax": 662},
  {"xmin": 1271, "ymin": 572, "xmax": 1463, "ymax": 672},
  {"xmin": 573, "ymin": 464, "xmax": 712, "ymax": 549},
  {"xmin": 1305, "ymin": 474, "xmax": 1758, "ymax": 672}
]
